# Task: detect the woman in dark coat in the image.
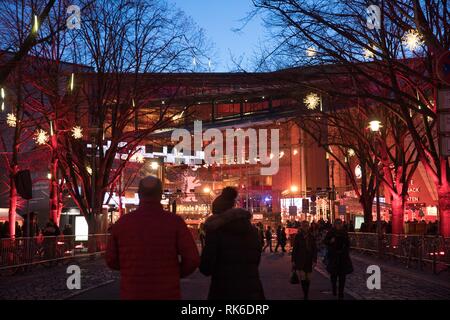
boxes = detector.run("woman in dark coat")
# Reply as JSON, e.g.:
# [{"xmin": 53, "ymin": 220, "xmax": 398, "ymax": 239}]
[
  {"xmin": 292, "ymin": 221, "xmax": 317, "ymax": 300},
  {"xmin": 324, "ymin": 219, "xmax": 353, "ymax": 299},
  {"xmin": 199, "ymin": 187, "xmax": 265, "ymax": 300}
]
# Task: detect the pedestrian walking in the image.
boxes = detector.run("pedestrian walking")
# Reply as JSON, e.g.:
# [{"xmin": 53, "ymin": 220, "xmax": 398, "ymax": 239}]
[
  {"xmin": 262, "ymin": 226, "xmax": 273, "ymax": 252},
  {"xmin": 292, "ymin": 221, "xmax": 317, "ymax": 300},
  {"xmin": 198, "ymin": 223, "xmax": 206, "ymax": 250},
  {"xmin": 274, "ymin": 225, "xmax": 282, "ymax": 252},
  {"xmin": 257, "ymin": 223, "xmax": 265, "ymax": 250},
  {"xmin": 280, "ymin": 227, "xmax": 287, "ymax": 252},
  {"xmin": 324, "ymin": 219, "xmax": 353, "ymax": 300},
  {"xmin": 106, "ymin": 176, "xmax": 200, "ymax": 299},
  {"xmin": 43, "ymin": 219, "xmax": 60, "ymax": 261},
  {"xmin": 200, "ymin": 187, "xmax": 265, "ymax": 300}
]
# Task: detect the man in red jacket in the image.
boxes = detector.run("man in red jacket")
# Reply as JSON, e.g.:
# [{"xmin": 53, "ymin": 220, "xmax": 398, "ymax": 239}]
[{"xmin": 106, "ymin": 176, "xmax": 200, "ymax": 299}]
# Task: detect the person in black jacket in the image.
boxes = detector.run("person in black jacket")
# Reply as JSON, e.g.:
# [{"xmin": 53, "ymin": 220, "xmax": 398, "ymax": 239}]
[
  {"xmin": 199, "ymin": 187, "xmax": 265, "ymax": 300},
  {"xmin": 263, "ymin": 226, "xmax": 273, "ymax": 252},
  {"xmin": 274, "ymin": 225, "xmax": 282, "ymax": 252},
  {"xmin": 292, "ymin": 221, "xmax": 317, "ymax": 300},
  {"xmin": 324, "ymin": 219, "xmax": 353, "ymax": 299},
  {"xmin": 280, "ymin": 227, "xmax": 287, "ymax": 252}
]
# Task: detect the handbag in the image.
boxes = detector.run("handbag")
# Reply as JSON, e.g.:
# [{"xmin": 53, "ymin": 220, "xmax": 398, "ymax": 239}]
[{"xmin": 289, "ymin": 269, "xmax": 299, "ymax": 284}]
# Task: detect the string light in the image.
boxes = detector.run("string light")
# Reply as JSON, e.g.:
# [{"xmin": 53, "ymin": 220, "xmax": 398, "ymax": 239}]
[
  {"xmin": 71, "ymin": 126, "xmax": 83, "ymax": 139},
  {"xmin": 402, "ymin": 29, "xmax": 423, "ymax": 51},
  {"xmin": 70, "ymin": 73, "xmax": 75, "ymax": 91},
  {"xmin": 33, "ymin": 14, "xmax": 39, "ymax": 33},
  {"xmin": 304, "ymin": 93, "xmax": 320, "ymax": 110},
  {"xmin": 6, "ymin": 113, "xmax": 16, "ymax": 127},
  {"xmin": 1, "ymin": 88, "xmax": 5, "ymax": 112},
  {"xmin": 34, "ymin": 129, "xmax": 49, "ymax": 145},
  {"xmin": 173, "ymin": 111, "xmax": 184, "ymax": 121}
]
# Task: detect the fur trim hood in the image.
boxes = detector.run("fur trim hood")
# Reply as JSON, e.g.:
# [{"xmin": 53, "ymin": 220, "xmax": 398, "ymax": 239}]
[{"xmin": 204, "ymin": 208, "xmax": 251, "ymax": 232}]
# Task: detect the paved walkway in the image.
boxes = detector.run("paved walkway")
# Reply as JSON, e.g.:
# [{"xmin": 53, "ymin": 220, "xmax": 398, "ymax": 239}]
[
  {"xmin": 2, "ymin": 250, "xmax": 449, "ymax": 300},
  {"xmin": 70, "ymin": 251, "xmax": 351, "ymax": 300}
]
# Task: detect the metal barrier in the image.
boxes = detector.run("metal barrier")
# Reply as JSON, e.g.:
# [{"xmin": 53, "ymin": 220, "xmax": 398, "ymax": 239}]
[
  {"xmin": 349, "ymin": 232, "xmax": 450, "ymax": 274},
  {"xmin": 0, "ymin": 234, "xmax": 109, "ymax": 272}
]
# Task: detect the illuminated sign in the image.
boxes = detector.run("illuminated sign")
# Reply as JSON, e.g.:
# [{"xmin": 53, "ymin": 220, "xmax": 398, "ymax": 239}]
[{"xmin": 75, "ymin": 216, "xmax": 88, "ymax": 241}]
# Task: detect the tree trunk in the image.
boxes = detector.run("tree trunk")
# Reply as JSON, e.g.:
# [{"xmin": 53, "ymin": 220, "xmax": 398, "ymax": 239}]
[
  {"xmin": 49, "ymin": 159, "xmax": 59, "ymax": 225},
  {"xmin": 437, "ymin": 184, "xmax": 450, "ymax": 237},
  {"xmin": 8, "ymin": 168, "xmax": 18, "ymax": 239},
  {"xmin": 118, "ymin": 192, "xmax": 124, "ymax": 218},
  {"xmin": 360, "ymin": 196, "xmax": 373, "ymax": 231},
  {"xmin": 86, "ymin": 214, "xmax": 98, "ymax": 254},
  {"xmin": 391, "ymin": 195, "xmax": 405, "ymax": 235}
]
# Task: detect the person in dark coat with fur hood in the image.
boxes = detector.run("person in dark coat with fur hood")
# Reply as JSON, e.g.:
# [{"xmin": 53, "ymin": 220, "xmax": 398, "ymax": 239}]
[
  {"xmin": 324, "ymin": 219, "xmax": 353, "ymax": 300},
  {"xmin": 292, "ymin": 221, "xmax": 317, "ymax": 300},
  {"xmin": 199, "ymin": 187, "xmax": 265, "ymax": 300}
]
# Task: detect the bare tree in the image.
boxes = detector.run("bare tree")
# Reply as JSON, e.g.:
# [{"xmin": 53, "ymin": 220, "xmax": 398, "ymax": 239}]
[
  {"xmin": 253, "ymin": 0, "xmax": 450, "ymax": 236},
  {"xmin": 50, "ymin": 0, "xmax": 212, "ymax": 234}
]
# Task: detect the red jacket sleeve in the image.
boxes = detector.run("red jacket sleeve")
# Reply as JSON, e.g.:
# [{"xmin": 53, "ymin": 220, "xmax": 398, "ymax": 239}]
[
  {"xmin": 176, "ymin": 217, "xmax": 200, "ymax": 278},
  {"xmin": 105, "ymin": 224, "xmax": 120, "ymax": 270}
]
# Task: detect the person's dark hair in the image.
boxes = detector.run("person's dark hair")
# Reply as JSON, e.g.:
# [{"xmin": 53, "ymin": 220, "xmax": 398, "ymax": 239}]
[
  {"xmin": 212, "ymin": 187, "xmax": 238, "ymax": 215},
  {"xmin": 138, "ymin": 176, "xmax": 163, "ymax": 200}
]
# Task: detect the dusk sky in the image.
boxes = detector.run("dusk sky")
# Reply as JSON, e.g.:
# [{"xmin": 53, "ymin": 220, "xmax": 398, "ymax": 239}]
[{"xmin": 172, "ymin": 0, "xmax": 266, "ymax": 71}]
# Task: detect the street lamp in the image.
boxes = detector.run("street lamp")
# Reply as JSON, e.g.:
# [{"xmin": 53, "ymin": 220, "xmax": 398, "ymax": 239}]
[
  {"xmin": 369, "ymin": 119, "xmax": 383, "ymax": 255},
  {"xmin": 369, "ymin": 120, "xmax": 382, "ymax": 132}
]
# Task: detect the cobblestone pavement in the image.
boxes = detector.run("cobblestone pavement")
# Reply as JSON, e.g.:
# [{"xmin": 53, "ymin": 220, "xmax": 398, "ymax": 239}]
[
  {"xmin": 0, "ymin": 256, "xmax": 119, "ymax": 300},
  {"xmin": 315, "ymin": 252, "xmax": 450, "ymax": 300},
  {"xmin": 1, "ymin": 250, "xmax": 449, "ymax": 300},
  {"xmin": 71, "ymin": 251, "xmax": 351, "ymax": 300}
]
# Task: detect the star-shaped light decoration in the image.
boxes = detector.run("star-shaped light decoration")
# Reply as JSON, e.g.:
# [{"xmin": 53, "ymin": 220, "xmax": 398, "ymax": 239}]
[
  {"xmin": 402, "ymin": 29, "xmax": 423, "ymax": 51},
  {"xmin": 6, "ymin": 113, "xmax": 16, "ymax": 127},
  {"xmin": 348, "ymin": 148, "xmax": 355, "ymax": 157},
  {"xmin": 364, "ymin": 46, "xmax": 375, "ymax": 59},
  {"xmin": 71, "ymin": 126, "xmax": 83, "ymax": 139},
  {"xmin": 34, "ymin": 129, "xmax": 49, "ymax": 145},
  {"xmin": 303, "ymin": 93, "xmax": 320, "ymax": 110}
]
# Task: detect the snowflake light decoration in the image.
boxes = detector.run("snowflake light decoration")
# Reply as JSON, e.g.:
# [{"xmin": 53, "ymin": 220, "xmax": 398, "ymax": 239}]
[
  {"xmin": 34, "ymin": 129, "xmax": 49, "ymax": 145},
  {"xmin": 71, "ymin": 126, "xmax": 83, "ymax": 139},
  {"xmin": 402, "ymin": 29, "xmax": 423, "ymax": 51},
  {"xmin": 7, "ymin": 113, "xmax": 16, "ymax": 127},
  {"xmin": 303, "ymin": 93, "xmax": 320, "ymax": 110}
]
